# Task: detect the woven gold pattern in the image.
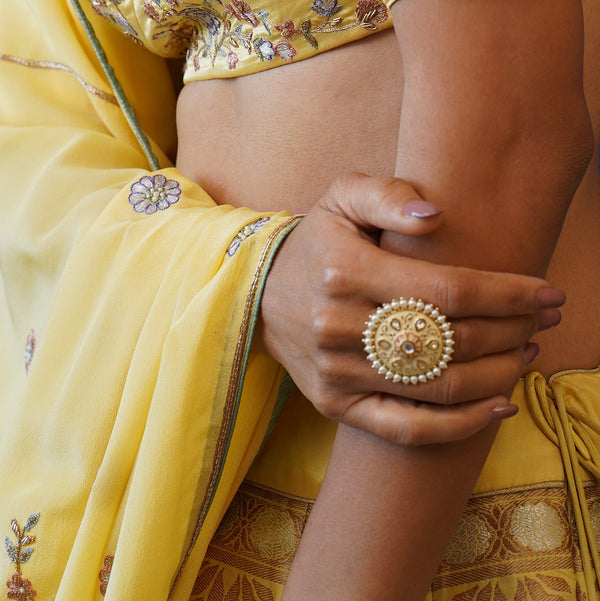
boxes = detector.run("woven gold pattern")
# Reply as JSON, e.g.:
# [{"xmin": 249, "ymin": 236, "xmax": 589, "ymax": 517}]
[{"xmin": 189, "ymin": 481, "xmax": 313, "ymax": 600}]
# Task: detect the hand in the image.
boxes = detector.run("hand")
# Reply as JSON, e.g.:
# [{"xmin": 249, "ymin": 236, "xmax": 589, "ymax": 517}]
[{"xmin": 259, "ymin": 173, "xmax": 565, "ymax": 445}]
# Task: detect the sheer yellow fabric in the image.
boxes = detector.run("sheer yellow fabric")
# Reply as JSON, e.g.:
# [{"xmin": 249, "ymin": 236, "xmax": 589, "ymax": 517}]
[{"xmin": 0, "ymin": 2, "xmax": 299, "ymax": 600}]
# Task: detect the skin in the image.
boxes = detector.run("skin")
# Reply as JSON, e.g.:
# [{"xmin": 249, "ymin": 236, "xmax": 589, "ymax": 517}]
[{"xmin": 175, "ymin": 0, "xmax": 600, "ymax": 597}]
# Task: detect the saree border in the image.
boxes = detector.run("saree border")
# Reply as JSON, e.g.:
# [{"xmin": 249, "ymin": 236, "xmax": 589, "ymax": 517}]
[{"xmin": 168, "ymin": 215, "xmax": 303, "ymax": 599}]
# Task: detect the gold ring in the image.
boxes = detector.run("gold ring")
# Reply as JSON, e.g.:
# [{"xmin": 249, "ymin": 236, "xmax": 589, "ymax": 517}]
[{"xmin": 363, "ymin": 298, "xmax": 454, "ymax": 384}]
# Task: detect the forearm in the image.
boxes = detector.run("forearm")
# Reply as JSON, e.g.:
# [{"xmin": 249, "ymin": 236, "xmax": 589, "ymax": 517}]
[{"xmin": 387, "ymin": 0, "xmax": 592, "ymax": 276}]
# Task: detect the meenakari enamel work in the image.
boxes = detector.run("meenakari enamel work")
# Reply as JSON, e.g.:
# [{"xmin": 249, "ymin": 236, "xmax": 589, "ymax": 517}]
[{"xmin": 363, "ymin": 297, "xmax": 454, "ymax": 384}]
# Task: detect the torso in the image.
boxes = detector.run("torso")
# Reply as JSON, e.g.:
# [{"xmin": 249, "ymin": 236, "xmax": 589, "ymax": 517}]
[{"xmin": 175, "ymin": 8, "xmax": 600, "ymax": 378}]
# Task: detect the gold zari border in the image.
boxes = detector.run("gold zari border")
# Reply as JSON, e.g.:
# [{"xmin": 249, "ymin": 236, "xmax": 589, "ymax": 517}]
[{"xmin": 188, "ymin": 481, "xmax": 600, "ymax": 601}]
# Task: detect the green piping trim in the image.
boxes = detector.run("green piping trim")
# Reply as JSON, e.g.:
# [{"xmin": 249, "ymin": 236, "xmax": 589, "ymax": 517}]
[{"xmin": 69, "ymin": 0, "xmax": 160, "ymax": 170}]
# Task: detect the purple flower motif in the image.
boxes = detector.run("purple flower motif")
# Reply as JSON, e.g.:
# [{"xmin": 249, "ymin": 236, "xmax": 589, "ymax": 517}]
[
  {"xmin": 254, "ymin": 38, "xmax": 275, "ymax": 61},
  {"xmin": 311, "ymin": 0, "xmax": 342, "ymax": 17},
  {"xmin": 128, "ymin": 174, "xmax": 181, "ymax": 214}
]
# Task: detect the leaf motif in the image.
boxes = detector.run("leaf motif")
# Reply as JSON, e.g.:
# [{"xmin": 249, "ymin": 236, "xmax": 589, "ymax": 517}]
[
  {"xmin": 11, "ymin": 520, "xmax": 20, "ymax": 538},
  {"xmin": 20, "ymin": 535, "xmax": 35, "ymax": 546},
  {"xmin": 4, "ymin": 537, "xmax": 16, "ymax": 562},
  {"xmin": 19, "ymin": 547, "xmax": 34, "ymax": 564},
  {"xmin": 301, "ymin": 19, "xmax": 318, "ymax": 49},
  {"xmin": 24, "ymin": 513, "xmax": 39, "ymax": 533}
]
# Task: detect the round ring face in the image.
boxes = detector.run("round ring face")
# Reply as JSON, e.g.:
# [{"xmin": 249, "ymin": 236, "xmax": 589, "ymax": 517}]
[{"xmin": 363, "ymin": 298, "xmax": 454, "ymax": 385}]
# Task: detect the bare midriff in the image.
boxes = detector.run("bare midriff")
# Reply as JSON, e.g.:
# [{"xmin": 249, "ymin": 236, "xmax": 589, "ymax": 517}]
[{"xmin": 176, "ymin": 19, "xmax": 600, "ymax": 379}]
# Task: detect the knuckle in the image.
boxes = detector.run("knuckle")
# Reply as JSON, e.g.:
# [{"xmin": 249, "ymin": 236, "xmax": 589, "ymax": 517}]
[
  {"xmin": 311, "ymin": 306, "xmax": 341, "ymax": 348},
  {"xmin": 314, "ymin": 353, "xmax": 344, "ymax": 387},
  {"xmin": 434, "ymin": 275, "xmax": 463, "ymax": 316}
]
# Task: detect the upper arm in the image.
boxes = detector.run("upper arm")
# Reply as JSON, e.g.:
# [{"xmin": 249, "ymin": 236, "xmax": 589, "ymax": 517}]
[{"xmin": 387, "ymin": 0, "xmax": 592, "ymax": 276}]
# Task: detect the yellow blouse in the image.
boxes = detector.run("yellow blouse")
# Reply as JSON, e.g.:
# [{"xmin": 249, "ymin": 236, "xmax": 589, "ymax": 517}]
[{"xmin": 89, "ymin": 0, "xmax": 398, "ymax": 81}]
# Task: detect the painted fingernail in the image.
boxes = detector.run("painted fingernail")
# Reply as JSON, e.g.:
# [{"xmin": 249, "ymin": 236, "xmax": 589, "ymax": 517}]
[
  {"xmin": 538, "ymin": 308, "xmax": 562, "ymax": 331},
  {"xmin": 524, "ymin": 342, "xmax": 540, "ymax": 364},
  {"xmin": 536, "ymin": 287, "xmax": 566, "ymax": 308},
  {"xmin": 402, "ymin": 200, "xmax": 443, "ymax": 219},
  {"xmin": 490, "ymin": 403, "xmax": 519, "ymax": 422}
]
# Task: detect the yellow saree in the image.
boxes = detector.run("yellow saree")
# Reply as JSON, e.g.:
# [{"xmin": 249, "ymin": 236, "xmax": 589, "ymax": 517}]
[{"xmin": 0, "ymin": 1, "xmax": 299, "ymax": 600}]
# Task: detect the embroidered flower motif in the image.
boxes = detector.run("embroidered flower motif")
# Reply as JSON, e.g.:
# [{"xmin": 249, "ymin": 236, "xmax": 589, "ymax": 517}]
[
  {"xmin": 6, "ymin": 574, "xmax": 36, "ymax": 601},
  {"xmin": 354, "ymin": 0, "xmax": 387, "ymax": 28},
  {"xmin": 227, "ymin": 217, "xmax": 271, "ymax": 256},
  {"xmin": 311, "ymin": 0, "xmax": 342, "ymax": 17},
  {"xmin": 91, "ymin": 0, "xmax": 142, "ymax": 43},
  {"xmin": 274, "ymin": 41, "xmax": 296, "ymax": 62},
  {"xmin": 275, "ymin": 19, "xmax": 302, "ymax": 40},
  {"xmin": 99, "ymin": 554, "xmax": 114, "ymax": 597},
  {"xmin": 128, "ymin": 174, "xmax": 182, "ymax": 214},
  {"xmin": 144, "ymin": 0, "xmax": 177, "ymax": 23},
  {"xmin": 254, "ymin": 38, "xmax": 275, "ymax": 61},
  {"xmin": 4, "ymin": 514, "xmax": 39, "ymax": 601},
  {"xmin": 24, "ymin": 330, "xmax": 36, "ymax": 375},
  {"xmin": 227, "ymin": 51, "xmax": 240, "ymax": 70}
]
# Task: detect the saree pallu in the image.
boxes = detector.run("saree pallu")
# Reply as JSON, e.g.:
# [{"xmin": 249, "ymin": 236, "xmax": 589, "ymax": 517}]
[
  {"xmin": 0, "ymin": 1, "xmax": 300, "ymax": 600},
  {"xmin": 191, "ymin": 369, "xmax": 600, "ymax": 601}
]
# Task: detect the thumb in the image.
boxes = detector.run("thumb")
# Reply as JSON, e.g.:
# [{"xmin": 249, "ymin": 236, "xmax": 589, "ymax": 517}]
[{"xmin": 322, "ymin": 172, "xmax": 444, "ymax": 236}]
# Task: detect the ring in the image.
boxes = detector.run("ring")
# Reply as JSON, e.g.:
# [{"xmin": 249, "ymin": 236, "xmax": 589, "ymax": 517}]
[{"xmin": 363, "ymin": 297, "xmax": 454, "ymax": 385}]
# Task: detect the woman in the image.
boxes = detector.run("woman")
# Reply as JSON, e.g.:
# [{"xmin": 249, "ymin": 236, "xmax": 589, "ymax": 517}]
[
  {"xmin": 172, "ymin": 0, "xmax": 599, "ymax": 599},
  {"xmin": 0, "ymin": 1, "xmax": 592, "ymax": 601}
]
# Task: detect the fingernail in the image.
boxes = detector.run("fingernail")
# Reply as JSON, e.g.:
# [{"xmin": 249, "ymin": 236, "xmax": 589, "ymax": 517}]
[
  {"xmin": 536, "ymin": 287, "xmax": 566, "ymax": 308},
  {"xmin": 402, "ymin": 200, "xmax": 443, "ymax": 219},
  {"xmin": 524, "ymin": 342, "xmax": 540, "ymax": 364},
  {"xmin": 538, "ymin": 308, "xmax": 562, "ymax": 331},
  {"xmin": 490, "ymin": 403, "xmax": 519, "ymax": 422}
]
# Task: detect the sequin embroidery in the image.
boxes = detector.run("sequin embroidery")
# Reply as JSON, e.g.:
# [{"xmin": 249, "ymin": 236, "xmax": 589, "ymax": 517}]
[
  {"xmin": 99, "ymin": 554, "xmax": 114, "ymax": 597},
  {"xmin": 24, "ymin": 330, "xmax": 36, "ymax": 375},
  {"xmin": 128, "ymin": 174, "xmax": 182, "ymax": 214},
  {"xmin": 227, "ymin": 217, "xmax": 270, "ymax": 256},
  {"xmin": 4, "ymin": 514, "xmax": 39, "ymax": 601}
]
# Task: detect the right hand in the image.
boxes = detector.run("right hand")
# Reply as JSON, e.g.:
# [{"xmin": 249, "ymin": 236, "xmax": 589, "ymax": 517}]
[{"xmin": 259, "ymin": 172, "xmax": 565, "ymax": 446}]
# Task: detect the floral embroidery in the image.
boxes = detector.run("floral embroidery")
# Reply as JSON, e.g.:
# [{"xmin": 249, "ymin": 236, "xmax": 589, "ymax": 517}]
[
  {"xmin": 4, "ymin": 514, "xmax": 39, "ymax": 601},
  {"xmin": 90, "ymin": 0, "xmax": 142, "ymax": 43},
  {"xmin": 99, "ymin": 554, "xmax": 114, "ymax": 597},
  {"xmin": 128, "ymin": 174, "xmax": 182, "ymax": 214},
  {"xmin": 5, "ymin": 574, "xmax": 36, "ymax": 601},
  {"xmin": 227, "ymin": 217, "xmax": 270, "ymax": 256},
  {"xmin": 92, "ymin": 0, "xmax": 390, "ymax": 74},
  {"xmin": 24, "ymin": 330, "xmax": 35, "ymax": 375}
]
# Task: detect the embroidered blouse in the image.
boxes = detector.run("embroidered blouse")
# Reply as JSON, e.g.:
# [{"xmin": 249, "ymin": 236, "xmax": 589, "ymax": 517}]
[{"xmin": 90, "ymin": 0, "xmax": 399, "ymax": 82}]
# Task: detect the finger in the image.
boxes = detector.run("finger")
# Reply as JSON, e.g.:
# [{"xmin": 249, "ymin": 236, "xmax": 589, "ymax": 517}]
[
  {"xmin": 326, "ymin": 237, "xmax": 565, "ymax": 316},
  {"xmin": 322, "ymin": 172, "xmax": 444, "ymax": 237},
  {"xmin": 341, "ymin": 394, "xmax": 517, "ymax": 446},
  {"xmin": 314, "ymin": 300, "xmax": 551, "ymax": 361},
  {"xmin": 314, "ymin": 346, "xmax": 528, "ymax": 407}
]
